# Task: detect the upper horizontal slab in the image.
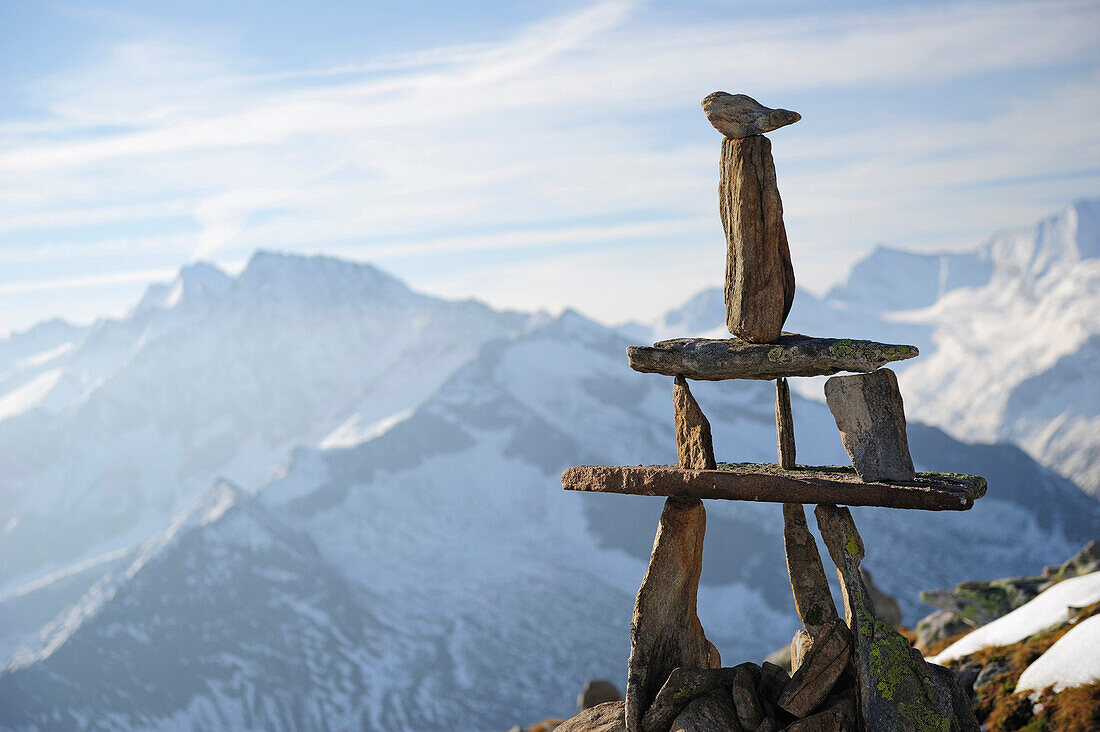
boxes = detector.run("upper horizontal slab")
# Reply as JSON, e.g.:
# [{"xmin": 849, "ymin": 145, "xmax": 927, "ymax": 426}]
[
  {"xmin": 562, "ymin": 463, "xmax": 986, "ymax": 511},
  {"xmin": 627, "ymin": 334, "xmax": 918, "ymax": 380}
]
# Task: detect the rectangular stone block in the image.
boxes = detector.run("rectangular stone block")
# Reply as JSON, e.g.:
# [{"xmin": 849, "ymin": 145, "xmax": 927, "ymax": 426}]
[{"xmin": 824, "ymin": 368, "xmax": 915, "ymax": 482}]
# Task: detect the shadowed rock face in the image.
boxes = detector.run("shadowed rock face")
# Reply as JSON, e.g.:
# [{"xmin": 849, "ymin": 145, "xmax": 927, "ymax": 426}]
[{"xmin": 702, "ymin": 92, "xmax": 801, "ymax": 139}]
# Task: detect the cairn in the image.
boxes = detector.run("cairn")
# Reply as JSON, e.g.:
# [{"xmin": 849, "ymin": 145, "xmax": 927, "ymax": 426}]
[{"xmin": 556, "ymin": 94, "xmax": 985, "ymax": 732}]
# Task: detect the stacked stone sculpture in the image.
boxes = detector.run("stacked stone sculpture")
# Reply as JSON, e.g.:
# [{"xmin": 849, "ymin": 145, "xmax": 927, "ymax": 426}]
[{"xmin": 557, "ymin": 94, "xmax": 985, "ymax": 731}]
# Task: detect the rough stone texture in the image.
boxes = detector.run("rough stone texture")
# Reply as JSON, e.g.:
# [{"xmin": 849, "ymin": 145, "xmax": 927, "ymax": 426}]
[
  {"xmin": 824, "ymin": 368, "xmax": 916, "ymax": 483},
  {"xmin": 915, "ymin": 610, "xmax": 974, "ymax": 652},
  {"xmin": 920, "ymin": 577, "xmax": 1042, "ymax": 628},
  {"xmin": 790, "ymin": 630, "xmax": 813, "ymax": 674},
  {"xmin": 719, "ymin": 135, "xmax": 795, "ymax": 343},
  {"xmin": 778, "ymin": 618, "xmax": 852, "ymax": 718},
  {"xmin": 862, "ymin": 568, "xmax": 903, "ymax": 628},
  {"xmin": 625, "ymin": 498, "xmax": 719, "ymax": 732},
  {"xmin": 784, "ymin": 695, "xmax": 857, "ymax": 731},
  {"xmin": 640, "ymin": 667, "xmax": 738, "ymax": 732},
  {"xmin": 782, "ymin": 503, "xmax": 838, "ymax": 636},
  {"xmin": 755, "ymin": 717, "xmax": 779, "ymax": 732},
  {"xmin": 628, "ymin": 335, "xmax": 918, "ymax": 381},
  {"xmin": 563, "ymin": 463, "xmax": 986, "ymax": 511},
  {"xmin": 731, "ymin": 663, "xmax": 764, "ymax": 731},
  {"xmin": 757, "ymin": 661, "xmax": 790, "ymax": 710},
  {"xmin": 556, "ymin": 701, "xmax": 627, "ymax": 732},
  {"xmin": 775, "ymin": 378, "xmax": 795, "ymax": 469},
  {"xmin": 580, "ymin": 679, "xmax": 623, "ymax": 711},
  {"xmin": 702, "ymin": 92, "xmax": 801, "ymax": 139},
  {"xmin": 816, "ymin": 504, "xmax": 963, "ymax": 731},
  {"xmin": 926, "ymin": 663, "xmax": 981, "ymax": 731},
  {"xmin": 675, "ymin": 375, "xmax": 717, "ymax": 471},
  {"xmin": 669, "ymin": 691, "xmax": 742, "ymax": 732}
]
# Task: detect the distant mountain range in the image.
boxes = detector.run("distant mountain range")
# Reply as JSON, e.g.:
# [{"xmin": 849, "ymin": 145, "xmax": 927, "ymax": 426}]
[{"xmin": 0, "ymin": 201, "xmax": 1096, "ymax": 730}]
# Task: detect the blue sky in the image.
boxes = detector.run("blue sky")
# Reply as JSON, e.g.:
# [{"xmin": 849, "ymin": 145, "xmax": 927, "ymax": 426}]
[{"xmin": 2, "ymin": 0, "xmax": 1099, "ymax": 335}]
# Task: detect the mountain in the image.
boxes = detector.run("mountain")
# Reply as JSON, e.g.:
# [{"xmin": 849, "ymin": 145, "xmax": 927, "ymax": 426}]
[
  {"xmin": 652, "ymin": 198, "xmax": 1100, "ymax": 497},
  {"xmin": 2, "ymin": 298, "xmax": 1095, "ymax": 729},
  {"xmin": 0, "ymin": 251, "xmax": 528, "ymax": 588}
]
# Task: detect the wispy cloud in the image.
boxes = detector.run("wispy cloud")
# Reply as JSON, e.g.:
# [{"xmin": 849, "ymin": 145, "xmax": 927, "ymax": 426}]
[{"xmin": 1, "ymin": 0, "xmax": 1098, "ymax": 332}]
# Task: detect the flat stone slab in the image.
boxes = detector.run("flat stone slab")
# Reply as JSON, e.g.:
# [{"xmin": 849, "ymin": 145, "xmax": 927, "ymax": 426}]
[
  {"xmin": 627, "ymin": 334, "xmax": 917, "ymax": 381},
  {"xmin": 562, "ymin": 463, "xmax": 986, "ymax": 511}
]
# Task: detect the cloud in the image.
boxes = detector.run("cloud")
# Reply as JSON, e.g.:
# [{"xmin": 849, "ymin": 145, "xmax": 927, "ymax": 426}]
[{"xmin": 0, "ymin": 0, "xmax": 1098, "ymax": 333}]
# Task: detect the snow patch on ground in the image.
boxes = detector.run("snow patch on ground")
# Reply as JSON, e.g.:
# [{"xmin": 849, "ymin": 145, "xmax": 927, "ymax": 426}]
[
  {"xmin": 931, "ymin": 572, "xmax": 1100, "ymax": 664},
  {"xmin": 1016, "ymin": 614, "xmax": 1100, "ymax": 694}
]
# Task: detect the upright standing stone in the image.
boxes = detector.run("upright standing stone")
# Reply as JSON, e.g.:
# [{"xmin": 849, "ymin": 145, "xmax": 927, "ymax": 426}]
[
  {"xmin": 625, "ymin": 378, "xmax": 720, "ymax": 732},
  {"xmin": 782, "ymin": 503, "xmax": 838, "ymax": 638},
  {"xmin": 676, "ymin": 375, "xmax": 717, "ymax": 471},
  {"xmin": 720, "ymin": 135, "xmax": 796, "ymax": 343},
  {"xmin": 815, "ymin": 504, "xmax": 968, "ymax": 731},
  {"xmin": 824, "ymin": 368, "xmax": 915, "ymax": 482},
  {"xmin": 775, "ymin": 378, "xmax": 795, "ymax": 470}
]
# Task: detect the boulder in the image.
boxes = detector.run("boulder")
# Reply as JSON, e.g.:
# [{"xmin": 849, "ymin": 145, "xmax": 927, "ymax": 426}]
[
  {"xmin": 640, "ymin": 667, "xmax": 738, "ymax": 732},
  {"xmin": 915, "ymin": 610, "xmax": 973, "ymax": 652},
  {"xmin": 556, "ymin": 701, "xmax": 626, "ymax": 732},
  {"xmin": 731, "ymin": 663, "xmax": 764, "ymax": 731},
  {"xmin": 580, "ymin": 679, "xmax": 623, "ymax": 711},
  {"xmin": 669, "ymin": 691, "xmax": 742, "ymax": 732},
  {"xmin": 824, "ymin": 368, "xmax": 915, "ymax": 482}
]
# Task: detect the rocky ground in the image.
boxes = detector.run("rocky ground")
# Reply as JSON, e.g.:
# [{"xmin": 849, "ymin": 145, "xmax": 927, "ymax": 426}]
[{"xmin": 507, "ymin": 541, "xmax": 1100, "ymax": 732}]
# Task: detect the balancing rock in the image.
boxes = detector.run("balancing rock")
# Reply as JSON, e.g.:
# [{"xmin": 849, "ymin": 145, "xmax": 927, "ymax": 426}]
[
  {"xmin": 775, "ymin": 378, "xmax": 795, "ymax": 469},
  {"xmin": 720, "ymin": 135, "xmax": 795, "ymax": 343},
  {"xmin": 781, "ymin": 503, "xmax": 838, "ymax": 637},
  {"xmin": 702, "ymin": 92, "xmax": 800, "ymax": 139},
  {"xmin": 824, "ymin": 368, "xmax": 915, "ymax": 482}
]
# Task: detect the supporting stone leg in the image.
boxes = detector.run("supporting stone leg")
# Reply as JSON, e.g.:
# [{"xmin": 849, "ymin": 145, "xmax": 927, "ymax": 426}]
[
  {"xmin": 625, "ymin": 377, "xmax": 720, "ymax": 732},
  {"xmin": 720, "ymin": 135, "xmax": 796, "ymax": 343},
  {"xmin": 775, "ymin": 377, "xmax": 796, "ymax": 470},
  {"xmin": 782, "ymin": 503, "xmax": 838, "ymax": 638},
  {"xmin": 816, "ymin": 504, "xmax": 975, "ymax": 731}
]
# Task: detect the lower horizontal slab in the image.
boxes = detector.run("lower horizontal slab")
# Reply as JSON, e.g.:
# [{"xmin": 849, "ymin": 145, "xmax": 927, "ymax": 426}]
[{"xmin": 561, "ymin": 463, "xmax": 986, "ymax": 511}]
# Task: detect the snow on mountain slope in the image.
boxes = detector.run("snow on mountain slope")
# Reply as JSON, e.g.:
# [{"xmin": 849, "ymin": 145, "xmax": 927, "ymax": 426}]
[
  {"xmin": 650, "ymin": 199, "xmax": 1100, "ymax": 496},
  {"xmin": 1, "ymin": 297, "xmax": 1095, "ymax": 730},
  {"xmin": 0, "ymin": 252, "xmax": 527, "ymax": 587}
]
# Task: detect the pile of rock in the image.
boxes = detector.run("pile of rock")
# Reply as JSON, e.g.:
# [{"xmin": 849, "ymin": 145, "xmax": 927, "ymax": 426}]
[{"xmin": 557, "ymin": 94, "xmax": 988, "ymax": 731}]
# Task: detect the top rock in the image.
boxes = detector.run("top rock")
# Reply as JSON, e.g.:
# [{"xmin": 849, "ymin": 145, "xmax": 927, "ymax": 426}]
[{"xmin": 702, "ymin": 92, "xmax": 801, "ymax": 139}]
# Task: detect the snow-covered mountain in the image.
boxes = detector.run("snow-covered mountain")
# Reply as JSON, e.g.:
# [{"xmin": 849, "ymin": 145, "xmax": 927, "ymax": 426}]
[
  {"xmin": 1, "ymin": 285, "xmax": 1096, "ymax": 730},
  {"xmin": 0, "ymin": 252, "xmax": 527, "ymax": 587},
  {"xmin": 653, "ymin": 198, "xmax": 1100, "ymax": 497}
]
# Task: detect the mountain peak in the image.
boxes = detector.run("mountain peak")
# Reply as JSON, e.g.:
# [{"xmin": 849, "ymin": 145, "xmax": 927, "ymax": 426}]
[{"xmin": 236, "ymin": 250, "xmax": 415, "ymax": 306}]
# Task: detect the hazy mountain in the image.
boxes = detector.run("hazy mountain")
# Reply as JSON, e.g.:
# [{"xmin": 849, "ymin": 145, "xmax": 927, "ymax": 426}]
[
  {"xmin": 652, "ymin": 198, "xmax": 1100, "ymax": 496},
  {"xmin": 0, "ymin": 251, "xmax": 527, "ymax": 585}
]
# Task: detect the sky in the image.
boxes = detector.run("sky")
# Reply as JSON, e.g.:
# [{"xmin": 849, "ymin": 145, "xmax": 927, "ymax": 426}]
[{"xmin": 1, "ymin": 0, "xmax": 1099, "ymax": 335}]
